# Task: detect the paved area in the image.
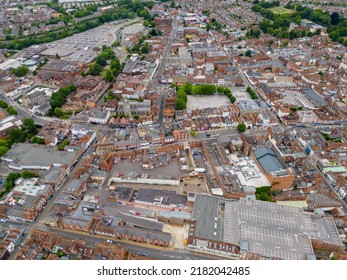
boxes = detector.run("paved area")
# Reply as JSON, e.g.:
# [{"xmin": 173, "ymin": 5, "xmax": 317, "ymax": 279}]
[
  {"xmin": 112, "ymin": 159, "xmax": 182, "ymax": 177},
  {"xmin": 162, "ymin": 223, "xmax": 190, "ymax": 249},
  {"xmin": 121, "ymin": 23, "xmax": 145, "ymax": 35},
  {"xmin": 187, "ymin": 95, "xmax": 230, "ymax": 110}
]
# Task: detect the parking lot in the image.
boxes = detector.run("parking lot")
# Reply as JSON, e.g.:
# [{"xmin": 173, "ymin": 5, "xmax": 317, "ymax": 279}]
[{"xmin": 186, "ymin": 95, "xmax": 230, "ymax": 110}]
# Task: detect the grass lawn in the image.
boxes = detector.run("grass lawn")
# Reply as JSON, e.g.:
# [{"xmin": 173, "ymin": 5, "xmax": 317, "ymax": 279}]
[{"xmin": 269, "ymin": 6, "xmax": 295, "ymax": 15}]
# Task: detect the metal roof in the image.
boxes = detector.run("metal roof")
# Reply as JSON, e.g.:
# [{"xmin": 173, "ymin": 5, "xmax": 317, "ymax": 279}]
[{"xmin": 254, "ymin": 147, "xmax": 283, "ymax": 174}]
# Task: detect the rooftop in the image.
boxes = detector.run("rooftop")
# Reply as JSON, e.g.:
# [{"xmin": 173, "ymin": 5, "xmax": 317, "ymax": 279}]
[
  {"xmin": 2, "ymin": 144, "xmax": 78, "ymax": 170},
  {"xmin": 253, "ymin": 147, "xmax": 284, "ymax": 175},
  {"xmin": 192, "ymin": 195, "xmax": 343, "ymax": 260}
]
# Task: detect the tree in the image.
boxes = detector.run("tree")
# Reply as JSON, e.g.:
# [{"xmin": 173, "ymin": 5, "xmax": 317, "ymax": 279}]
[
  {"xmin": 294, "ymin": 15, "xmax": 302, "ymax": 25},
  {"xmin": 0, "ymin": 139, "xmax": 9, "ymax": 148},
  {"xmin": 141, "ymin": 42, "xmax": 149, "ymax": 54},
  {"xmin": 0, "ymin": 100, "xmax": 8, "ymax": 108},
  {"xmin": 6, "ymin": 106, "xmax": 17, "ymax": 115},
  {"xmin": 56, "ymin": 53, "xmax": 60, "ymax": 59},
  {"xmin": 54, "ymin": 107, "xmax": 64, "ymax": 117},
  {"xmin": 110, "ymin": 57, "xmax": 121, "ymax": 75},
  {"xmin": 245, "ymin": 50, "xmax": 252, "ymax": 57},
  {"xmin": 190, "ymin": 131, "xmax": 197, "ymax": 137},
  {"xmin": 21, "ymin": 171, "xmax": 38, "ymax": 179},
  {"xmin": 96, "ymin": 55, "xmax": 107, "ymax": 67},
  {"xmin": 175, "ymin": 98, "xmax": 186, "ymax": 110},
  {"xmin": 170, "ymin": 1, "xmax": 175, "ymax": 8},
  {"xmin": 217, "ymin": 86, "xmax": 225, "ymax": 94},
  {"xmin": 237, "ymin": 123, "xmax": 246, "ymax": 133},
  {"xmin": 104, "ymin": 69, "xmax": 114, "ymax": 82},
  {"xmin": 31, "ymin": 136, "xmax": 45, "ymax": 144},
  {"xmin": 21, "ymin": 117, "xmax": 37, "ymax": 136},
  {"xmin": 88, "ymin": 63, "xmax": 103, "ymax": 76},
  {"xmin": 331, "ymin": 12, "xmax": 339, "ymax": 25},
  {"xmin": 0, "ymin": 146, "xmax": 9, "ymax": 156},
  {"xmin": 11, "ymin": 66, "xmax": 28, "ymax": 77},
  {"xmin": 259, "ymin": 19, "xmax": 271, "ymax": 33},
  {"xmin": 8, "ymin": 128, "xmax": 25, "ymax": 144}
]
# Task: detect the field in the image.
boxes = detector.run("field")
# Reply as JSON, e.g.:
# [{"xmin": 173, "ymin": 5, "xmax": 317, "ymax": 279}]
[{"xmin": 269, "ymin": 7, "xmax": 295, "ymax": 15}]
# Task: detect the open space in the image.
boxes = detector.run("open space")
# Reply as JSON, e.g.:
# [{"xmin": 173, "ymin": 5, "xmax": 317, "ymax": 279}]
[
  {"xmin": 269, "ymin": 7, "xmax": 295, "ymax": 15},
  {"xmin": 186, "ymin": 95, "xmax": 230, "ymax": 110}
]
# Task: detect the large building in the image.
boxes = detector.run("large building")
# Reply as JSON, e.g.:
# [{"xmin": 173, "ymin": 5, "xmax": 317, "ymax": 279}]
[
  {"xmin": 1, "ymin": 143, "xmax": 80, "ymax": 171},
  {"xmin": 188, "ymin": 195, "xmax": 343, "ymax": 260},
  {"xmin": 252, "ymin": 147, "xmax": 295, "ymax": 190}
]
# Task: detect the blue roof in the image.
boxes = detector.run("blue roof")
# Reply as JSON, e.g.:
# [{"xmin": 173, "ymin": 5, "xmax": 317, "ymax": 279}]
[{"xmin": 254, "ymin": 147, "xmax": 283, "ymax": 174}]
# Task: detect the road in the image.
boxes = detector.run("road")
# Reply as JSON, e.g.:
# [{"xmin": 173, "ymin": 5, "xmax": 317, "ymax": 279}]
[
  {"xmin": 42, "ymin": 227, "xmax": 223, "ymax": 260},
  {"xmin": 151, "ymin": 17, "xmax": 178, "ymax": 126},
  {"xmin": 9, "ymin": 138, "xmax": 97, "ymax": 259},
  {"xmin": 0, "ymin": 92, "xmax": 62, "ymax": 126},
  {"xmin": 152, "ymin": 17, "xmax": 178, "ymax": 88}
]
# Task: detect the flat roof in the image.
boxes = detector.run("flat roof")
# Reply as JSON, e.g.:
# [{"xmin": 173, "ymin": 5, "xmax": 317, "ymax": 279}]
[
  {"xmin": 115, "ymin": 210, "xmax": 164, "ymax": 231},
  {"xmin": 227, "ymin": 199, "xmax": 315, "ymax": 260},
  {"xmin": 3, "ymin": 144, "xmax": 78, "ymax": 169},
  {"xmin": 192, "ymin": 195, "xmax": 224, "ymax": 242},
  {"xmin": 135, "ymin": 189, "xmax": 187, "ymax": 206},
  {"xmin": 192, "ymin": 195, "xmax": 343, "ymax": 260},
  {"xmin": 276, "ymin": 201, "xmax": 308, "ymax": 208}
]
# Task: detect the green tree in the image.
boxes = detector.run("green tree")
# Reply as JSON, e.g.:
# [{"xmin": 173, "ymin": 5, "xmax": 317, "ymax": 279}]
[
  {"xmin": 54, "ymin": 107, "xmax": 64, "ymax": 118},
  {"xmin": 141, "ymin": 42, "xmax": 150, "ymax": 54},
  {"xmin": 0, "ymin": 139, "xmax": 9, "ymax": 148},
  {"xmin": 21, "ymin": 171, "xmax": 38, "ymax": 179},
  {"xmin": 237, "ymin": 123, "xmax": 246, "ymax": 133},
  {"xmin": 245, "ymin": 50, "xmax": 252, "ymax": 57},
  {"xmin": 331, "ymin": 12, "xmax": 339, "ymax": 25},
  {"xmin": 31, "ymin": 136, "xmax": 45, "ymax": 144},
  {"xmin": 175, "ymin": 98, "xmax": 186, "ymax": 110},
  {"xmin": 294, "ymin": 15, "xmax": 302, "ymax": 25},
  {"xmin": 110, "ymin": 57, "xmax": 121, "ymax": 75},
  {"xmin": 0, "ymin": 100, "xmax": 8, "ymax": 108},
  {"xmin": 0, "ymin": 146, "xmax": 9, "ymax": 156},
  {"xmin": 104, "ymin": 69, "xmax": 114, "ymax": 82},
  {"xmin": 259, "ymin": 19, "xmax": 271, "ymax": 33},
  {"xmin": 21, "ymin": 117, "xmax": 37, "ymax": 136},
  {"xmin": 11, "ymin": 66, "xmax": 29, "ymax": 77},
  {"xmin": 88, "ymin": 63, "xmax": 103, "ymax": 76},
  {"xmin": 206, "ymin": 23, "xmax": 212, "ymax": 31},
  {"xmin": 6, "ymin": 106, "xmax": 17, "ymax": 115},
  {"xmin": 8, "ymin": 128, "xmax": 25, "ymax": 144},
  {"xmin": 190, "ymin": 131, "xmax": 197, "ymax": 137}
]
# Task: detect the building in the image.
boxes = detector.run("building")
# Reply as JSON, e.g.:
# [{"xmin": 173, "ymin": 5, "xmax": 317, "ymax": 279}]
[
  {"xmin": 1, "ymin": 143, "xmax": 80, "ymax": 171},
  {"xmin": 188, "ymin": 195, "xmax": 343, "ymax": 259},
  {"xmin": 88, "ymin": 110, "xmax": 111, "ymax": 125},
  {"xmin": 118, "ymin": 100, "xmax": 151, "ymax": 117},
  {"xmin": 252, "ymin": 147, "xmax": 295, "ymax": 190},
  {"xmin": 134, "ymin": 189, "xmax": 189, "ymax": 212}
]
